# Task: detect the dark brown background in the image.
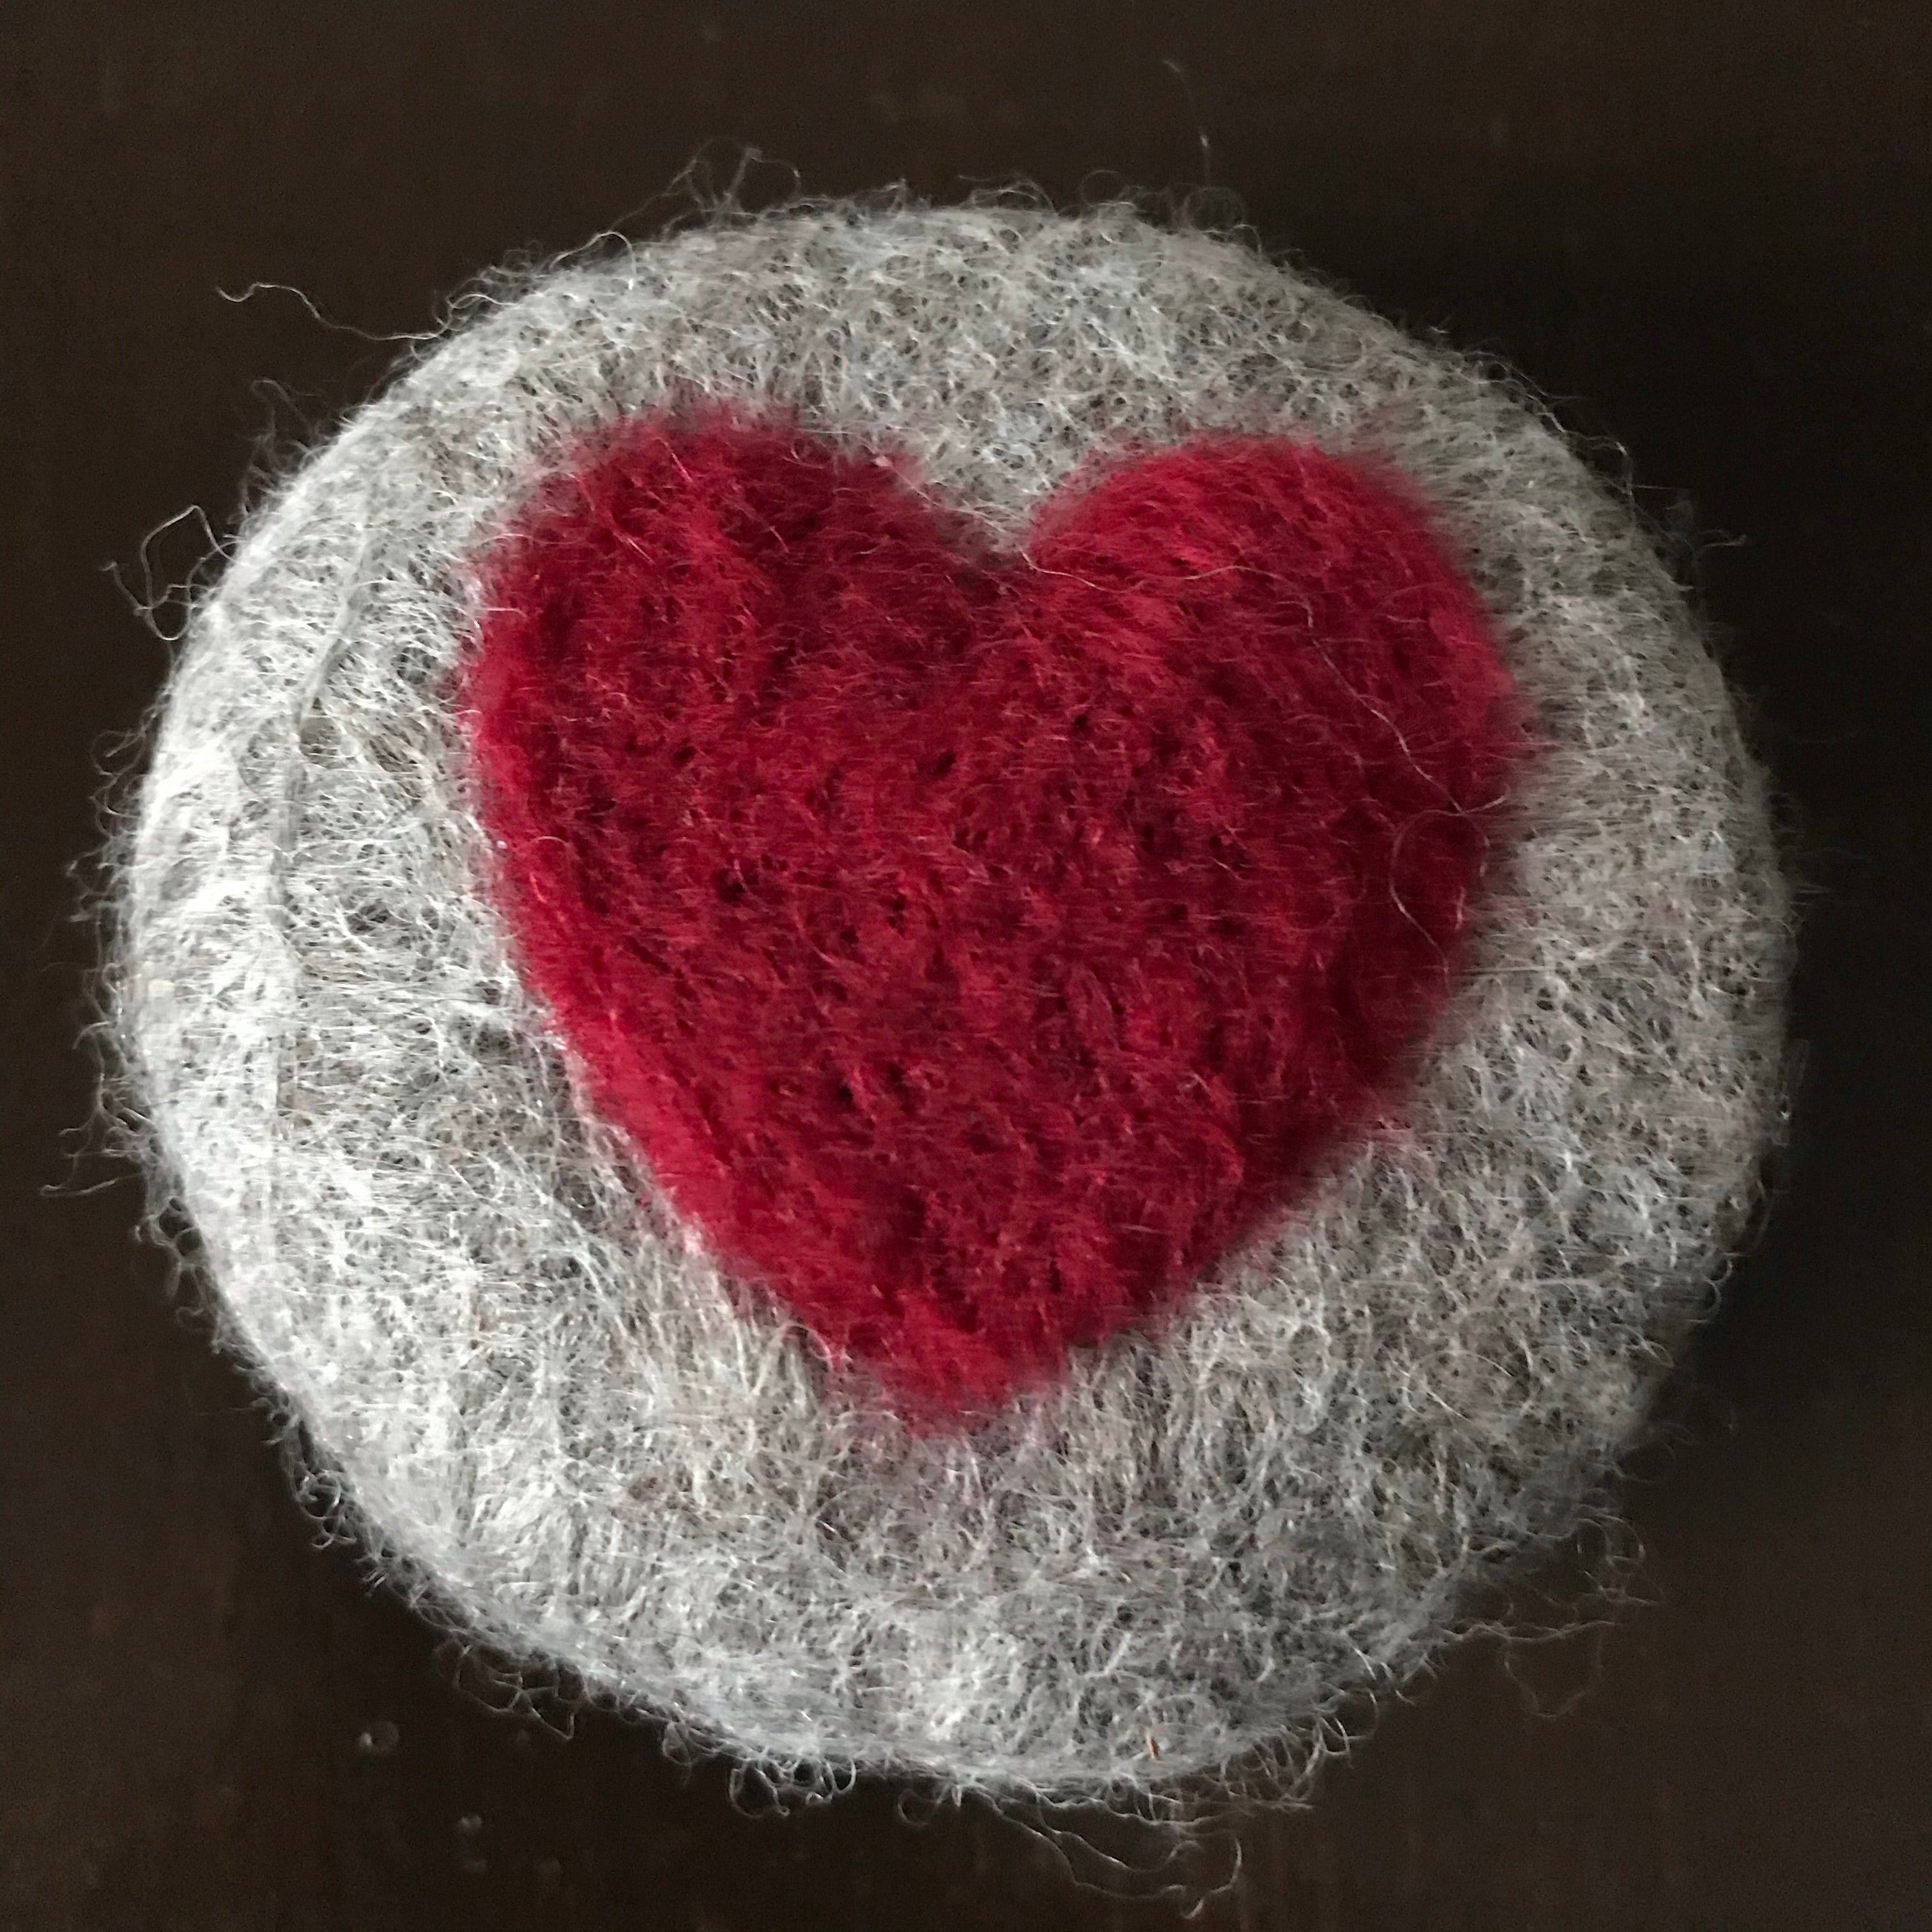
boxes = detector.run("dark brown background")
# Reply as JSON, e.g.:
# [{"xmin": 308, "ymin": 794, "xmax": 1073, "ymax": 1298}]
[{"xmin": 6, "ymin": 3, "xmax": 1931, "ymax": 1927}]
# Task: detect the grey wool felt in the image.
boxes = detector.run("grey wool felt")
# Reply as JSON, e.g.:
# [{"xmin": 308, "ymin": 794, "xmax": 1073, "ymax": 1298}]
[{"xmin": 106, "ymin": 199, "xmax": 1790, "ymax": 1806}]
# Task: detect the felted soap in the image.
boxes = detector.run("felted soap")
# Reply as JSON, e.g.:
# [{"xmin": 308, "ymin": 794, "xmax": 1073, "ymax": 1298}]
[{"xmin": 109, "ymin": 200, "xmax": 1789, "ymax": 1803}]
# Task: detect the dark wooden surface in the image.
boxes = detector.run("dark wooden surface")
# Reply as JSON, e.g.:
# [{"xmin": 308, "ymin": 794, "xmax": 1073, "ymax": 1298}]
[{"xmin": 6, "ymin": 4, "xmax": 1932, "ymax": 1927}]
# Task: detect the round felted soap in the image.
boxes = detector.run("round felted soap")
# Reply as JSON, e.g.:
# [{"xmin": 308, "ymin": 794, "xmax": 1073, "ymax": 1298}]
[{"xmin": 111, "ymin": 201, "xmax": 1789, "ymax": 1802}]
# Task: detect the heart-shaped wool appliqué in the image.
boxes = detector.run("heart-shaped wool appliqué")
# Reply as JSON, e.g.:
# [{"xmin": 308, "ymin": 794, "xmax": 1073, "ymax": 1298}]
[{"xmin": 464, "ymin": 415, "xmax": 1524, "ymax": 1413}]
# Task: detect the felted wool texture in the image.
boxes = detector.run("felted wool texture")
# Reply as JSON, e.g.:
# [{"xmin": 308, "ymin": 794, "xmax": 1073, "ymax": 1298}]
[
  {"xmin": 111, "ymin": 200, "xmax": 1790, "ymax": 1804},
  {"xmin": 464, "ymin": 415, "xmax": 1528, "ymax": 1414}
]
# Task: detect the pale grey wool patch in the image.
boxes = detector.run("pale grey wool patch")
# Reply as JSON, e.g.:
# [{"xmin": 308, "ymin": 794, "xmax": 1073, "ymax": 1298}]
[{"xmin": 109, "ymin": 199, "xmax": 1790, "ymax": 1806}]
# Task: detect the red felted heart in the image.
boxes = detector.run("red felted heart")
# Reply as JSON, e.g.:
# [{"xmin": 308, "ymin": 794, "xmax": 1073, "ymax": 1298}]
[{"xmin": 464, "ymin": 415, "xmax": 1524, "ymax": 1414}]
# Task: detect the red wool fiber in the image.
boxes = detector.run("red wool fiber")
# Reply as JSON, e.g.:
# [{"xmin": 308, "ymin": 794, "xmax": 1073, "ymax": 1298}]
[{"xmin": 463, "ymin": 415, "xmax": 1525, "ymax": 1414}]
